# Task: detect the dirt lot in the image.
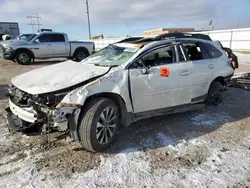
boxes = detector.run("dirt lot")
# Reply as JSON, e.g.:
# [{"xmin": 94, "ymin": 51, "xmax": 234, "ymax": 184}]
[{"xmin": 1, "ymin": 58, "xmax": 250, "ymax": 187}]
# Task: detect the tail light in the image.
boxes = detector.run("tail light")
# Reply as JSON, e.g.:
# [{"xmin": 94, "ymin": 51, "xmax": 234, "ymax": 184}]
[{"xmin": 232, "ymin": 60, "xmax": 236, "ymax": 69}]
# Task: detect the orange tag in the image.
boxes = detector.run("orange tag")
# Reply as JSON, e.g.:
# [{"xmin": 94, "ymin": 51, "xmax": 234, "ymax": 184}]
[{"xmin": 160, "ymin": 67, "xmax": 170, "ymax": 77}]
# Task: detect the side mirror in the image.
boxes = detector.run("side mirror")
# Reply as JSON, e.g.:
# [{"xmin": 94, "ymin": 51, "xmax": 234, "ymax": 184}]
[
  {"xmin": 137, "ymin": 59, "xmax": 150, "ymax": 74},
  {"xmin": 141, "ymin": 66, "xmax": 150, "ymax": 75},
  {"xmin": 34, "ymin": 39, "xmax": 40, "ymax": 43}
]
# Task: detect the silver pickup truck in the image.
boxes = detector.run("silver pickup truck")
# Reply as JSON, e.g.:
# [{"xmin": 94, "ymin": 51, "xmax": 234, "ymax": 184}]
[{"xmin": 0, "ymin": 31, "xmax": 95, "ymax": 65}]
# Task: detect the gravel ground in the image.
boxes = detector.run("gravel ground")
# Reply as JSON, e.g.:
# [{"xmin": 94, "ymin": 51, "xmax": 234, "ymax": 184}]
[{"xmin": 1, "ymin": 57, "xmax": 250, "ymax": 188}]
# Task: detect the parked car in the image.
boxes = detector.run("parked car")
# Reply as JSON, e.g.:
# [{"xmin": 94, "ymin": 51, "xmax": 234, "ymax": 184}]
[
  {"xmin": 0, "ymin": 31, "xmax": 95, "ymax": 64},
  {"xmin": 5, "ymin": 36, "xmax": 234, "ymax": 152}
]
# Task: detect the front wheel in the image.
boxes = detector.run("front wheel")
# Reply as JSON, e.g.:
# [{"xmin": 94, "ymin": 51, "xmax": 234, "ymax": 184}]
[
  {"xmin": 14, "ymin": 51, "xmax": 32, "ymax": 65},
  {"xmin": 78, "ymin": 98, "xmax": 119, "ymax": 152}
]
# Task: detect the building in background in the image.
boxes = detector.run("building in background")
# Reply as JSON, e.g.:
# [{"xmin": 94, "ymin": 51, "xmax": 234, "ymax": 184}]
[
  {"xmin": 144, "ymin": 28, "xmax": 195, "ymax": 37},
  {"xmin": 0, "ymin": 22, "xmax": 20, "ymax": 40}
]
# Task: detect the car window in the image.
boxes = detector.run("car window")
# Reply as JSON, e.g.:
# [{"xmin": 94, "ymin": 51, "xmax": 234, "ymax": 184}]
[
  {"xmin": 140, "ymin": 46, "xmax": 176, "ymax": 67},
  {"xmin": 51, "ymin": 34, "xmax": 65, "ymax": 42},
  {"xmin": 181, "ymin": 42, "xmax": 210, "ymax": 61},
  {"xmin": 37, "ymin": 34, "xmax": 52, "ymax": 42},
  {"xmin": 202, "ymin": 43, "xmax": 223, "ymax": 58}
]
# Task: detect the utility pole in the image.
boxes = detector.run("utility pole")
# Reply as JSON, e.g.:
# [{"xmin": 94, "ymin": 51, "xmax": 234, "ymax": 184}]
[
  {"xmin": 27, "ymin": 13, "xmax": 42, "ymax": 33},
  {"xmin": 85, "ymin": 0, "xmax": 91, "ymax": 39}
]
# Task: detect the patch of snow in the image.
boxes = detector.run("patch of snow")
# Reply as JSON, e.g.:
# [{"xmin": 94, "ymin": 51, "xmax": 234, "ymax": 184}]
[
  {"xmin": 141, "ymin": 137, "xmax": 155, "ymax": 149},
  {"xmin": 189, "ymin": 112, "xmax": 231, "ymax": 127},
  {"xmin": 153, "ymin": 144, "xmax": 250, "ymax": 188},
  {"xmin": 156, "ymin": 132, "xmax": 175, "ymax": 146},
  {"xmin": 60, "ymin": 152, "xmax": 153, "ymax": 188}
]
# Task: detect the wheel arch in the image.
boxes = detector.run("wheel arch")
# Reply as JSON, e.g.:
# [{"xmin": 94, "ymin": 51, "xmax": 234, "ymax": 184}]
[
  {"xmin": 13, "ymin": 48, "xmax": 35, "ymax": 60},
  {"xmin": 207, "ymin": 76, "xmax": 225, "ymax": 93},
  {"xmin": 78, "ymin": 92, "xmax": 130, "ymax": 129},
  {"xmin": 214, "ymin": 76, "xmax": 226, "ymax": 86},
  {"xmin": 73, "ymin": 46, "xmax": 90, "ymax": 57}
]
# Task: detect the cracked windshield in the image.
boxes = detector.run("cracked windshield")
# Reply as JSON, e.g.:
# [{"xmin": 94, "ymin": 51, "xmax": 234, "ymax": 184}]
[{"xmin": 82, "ymin": 44, "xmax": 138, "ymax": 66}]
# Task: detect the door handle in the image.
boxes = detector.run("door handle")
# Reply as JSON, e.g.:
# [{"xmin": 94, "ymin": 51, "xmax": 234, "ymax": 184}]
[
  {"xmin": 180, "ymin": 70, "xmax": 191, "ymax": 76},
  {"xmin": 47, "ymin": 44, "xmax": 52, "ymax": 46},
  {"xmin": 208, "ymin": 64, "xmax": 214, "ymax": 69}
]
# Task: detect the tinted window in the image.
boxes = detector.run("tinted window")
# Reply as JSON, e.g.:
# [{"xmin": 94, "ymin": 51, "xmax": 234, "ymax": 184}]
[
  {"xmin": 37, "ymin": 34, "xmax": 52, "ymax": 42},
  {"xmin": 202, "ymin": 43, "xmax": 223, "ymax": 58},
  {"xmin": 51, "ymin": 34, "xmax": 65, "ymax": 42},
  {"xmin": 181, "ymin": 42, "xmax": 210, "ymax": 61}
]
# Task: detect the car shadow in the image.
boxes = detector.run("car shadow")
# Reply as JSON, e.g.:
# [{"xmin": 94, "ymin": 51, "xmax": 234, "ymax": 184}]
[
  {"xmin": 0, "ymin": 84, "xmax": 8, "ymax": 100},
  {"xmin": 71, "ymin": 85, "xmax": 250, "ymax": 154}
]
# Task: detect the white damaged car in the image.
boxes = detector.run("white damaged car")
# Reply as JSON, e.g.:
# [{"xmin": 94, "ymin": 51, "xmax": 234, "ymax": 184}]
[{"xmin": 5, "ymin": 36, "xmax": 234, "ymax": 152}]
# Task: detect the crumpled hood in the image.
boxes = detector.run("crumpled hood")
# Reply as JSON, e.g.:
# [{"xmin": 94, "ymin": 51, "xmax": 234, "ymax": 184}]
[{"xmin": 11, "ymin": 60, "xmax": 110, "ymax": 95}]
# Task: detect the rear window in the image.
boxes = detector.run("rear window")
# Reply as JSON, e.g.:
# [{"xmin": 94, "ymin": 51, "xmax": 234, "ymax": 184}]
[
  {"xmin": 51, "ymin": 34, "xmax": 65, "ymax": 42},
  {"xmin": 202, "ymin": 43, "xmax": 223, "ymax": 58}
]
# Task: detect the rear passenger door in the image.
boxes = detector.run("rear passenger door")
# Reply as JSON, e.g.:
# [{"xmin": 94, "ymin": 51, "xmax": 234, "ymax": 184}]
[
  {"xmin": 200, "ymin": 42, "xmax": 225, "ymax": 79},
  {"xmin": 50, "ymin": 34, "xmax": 70, "ymax": 57},
  {"xmin": 179, "ymin": 41, "xmax": 212, "ymax": 102}
]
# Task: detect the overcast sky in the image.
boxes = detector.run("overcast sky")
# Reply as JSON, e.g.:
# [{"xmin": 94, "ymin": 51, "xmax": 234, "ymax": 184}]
[{"xmin": 1, "ymin": 0, "xmax": 250, "ymax": 39}]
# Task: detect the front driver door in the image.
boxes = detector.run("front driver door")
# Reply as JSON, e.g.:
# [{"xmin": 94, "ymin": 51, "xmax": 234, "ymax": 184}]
[
  {"xmin": 32, "ymin": 34, "xmax": 54, "ymax": 58},
  {"xmin": 129, "ymin": 45, "xmax": 193, "ymax": 113}
]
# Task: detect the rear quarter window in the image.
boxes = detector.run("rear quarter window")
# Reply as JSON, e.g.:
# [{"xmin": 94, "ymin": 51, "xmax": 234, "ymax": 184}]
[{"xmin": 202, "ymin": 43, "xmax": 223, "ymax": 58}]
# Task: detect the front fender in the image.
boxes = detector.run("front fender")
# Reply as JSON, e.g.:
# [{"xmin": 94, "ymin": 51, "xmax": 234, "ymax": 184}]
[
  {"xmin": 58, "ymin": 68, "xmax": 133, "ymax": 112},
  {"xmin": 13, "ymin": 47, "xmax": 35, "ymax": 58}
]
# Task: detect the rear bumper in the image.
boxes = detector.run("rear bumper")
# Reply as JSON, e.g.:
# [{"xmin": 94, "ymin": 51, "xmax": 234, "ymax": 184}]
[{"xmin": 225, "ymin": 74, "xmax": 234, "ymax": 83}]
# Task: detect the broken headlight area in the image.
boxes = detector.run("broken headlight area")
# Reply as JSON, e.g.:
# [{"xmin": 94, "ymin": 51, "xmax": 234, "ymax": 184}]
[
  {"xmin": 6, "ymin": 85, "xmax": 76, "ymax": 133},
  {"xmin": 7, "ymin": 84, "xmax": 68, "ymax": 108}
]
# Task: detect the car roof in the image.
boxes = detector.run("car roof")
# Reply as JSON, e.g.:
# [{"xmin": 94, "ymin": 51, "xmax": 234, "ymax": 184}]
[
  {"xmin": 35, "ymin": 32, "xmax": 66, "ymax": 35},
  {"xmin": 118, "ymin": 37, "xmax": 216, "ymax": 53}
]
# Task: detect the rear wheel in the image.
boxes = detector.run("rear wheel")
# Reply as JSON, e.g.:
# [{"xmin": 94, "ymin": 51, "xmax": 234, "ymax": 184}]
[
  {"xmin": 73, "ymin": 48, "xmax": 89, "ymax": 62},
  {"xmin": 206, "ymin": 81, "xmax": 225, "ymax": 106},
  {"xmin": 15, "ymin": 51, "xmax": 32, "ymax": 65},
  {"xmin": 78, "ymin": 98, "xmax": 119, "ymax": 152}
]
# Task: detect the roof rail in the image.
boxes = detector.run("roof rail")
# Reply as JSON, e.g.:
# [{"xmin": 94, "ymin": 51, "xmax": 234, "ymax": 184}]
[
  {"xmin": 153, "ymin": 32, "xmax": 212, "ymax": 41},
  {"xmin": 116, "ymin": 37, "xmax": 144, "ymax": 43}
]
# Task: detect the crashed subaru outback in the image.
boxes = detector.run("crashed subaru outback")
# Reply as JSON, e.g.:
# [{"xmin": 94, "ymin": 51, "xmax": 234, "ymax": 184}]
[{"xmin": 5, "ymin": 35, "xmax": 235, "ymax": 152}]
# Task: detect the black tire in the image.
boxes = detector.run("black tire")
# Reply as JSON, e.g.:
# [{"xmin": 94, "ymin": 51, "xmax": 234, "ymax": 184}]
[
  {"xmin": 78, "ymin": 98, "xmax": 119, "ymax": 152},
  {"xmin": 73, "ymin": 48, "xmax": 89, "ymax": 62},
  {"xmin": 206, "ymin": 81, "xmax": 225, "ymax": 106},
  {"xmin": 15, "ymin": 51, "xmax": 32, "ymax": 65}
]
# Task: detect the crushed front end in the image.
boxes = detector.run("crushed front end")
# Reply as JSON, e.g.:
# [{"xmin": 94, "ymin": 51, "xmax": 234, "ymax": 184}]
[{"xmin": 5, "ymin": 84, "xmax": 80, "ymax": 140}]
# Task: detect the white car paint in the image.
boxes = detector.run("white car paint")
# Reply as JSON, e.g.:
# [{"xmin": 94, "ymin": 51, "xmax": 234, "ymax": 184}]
[
  {"xmin": 7, "ymin": 38, "xmax": 234, "ymax": 131},
  {"xmin": 11, "ymin": 60, "xmax": 109, "ymax": 95}
]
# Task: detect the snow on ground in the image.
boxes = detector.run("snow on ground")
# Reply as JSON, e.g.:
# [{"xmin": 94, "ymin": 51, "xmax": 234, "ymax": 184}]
[{"xmin": 1, "ymin": 95, "xmax": 250, "ymax": 188}]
